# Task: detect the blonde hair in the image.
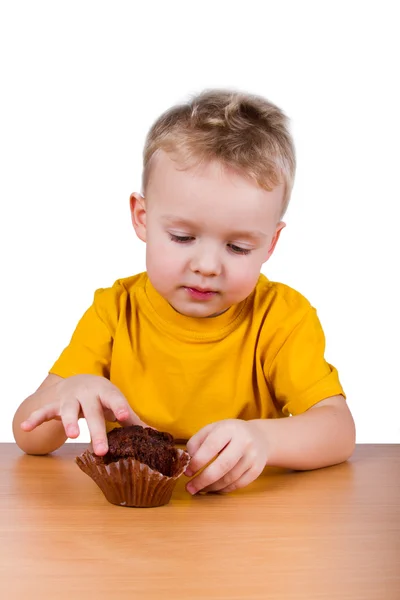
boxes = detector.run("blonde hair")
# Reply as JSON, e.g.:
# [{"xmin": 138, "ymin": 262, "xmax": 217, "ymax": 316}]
[{"xmin": 142, "ymin": 89, "xmax": 296, "ymax": 216}]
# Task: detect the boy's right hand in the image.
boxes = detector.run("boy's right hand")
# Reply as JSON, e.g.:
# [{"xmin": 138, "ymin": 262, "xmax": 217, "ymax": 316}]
[{"xmin": 20, "ymin": 374, "xmax": 147, "ymax": 456}]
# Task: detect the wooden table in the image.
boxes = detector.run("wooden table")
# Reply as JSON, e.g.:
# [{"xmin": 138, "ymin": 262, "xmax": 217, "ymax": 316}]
[{"xmin": 1, "ymin": 444, "xmax": 399, "ymax": 599}]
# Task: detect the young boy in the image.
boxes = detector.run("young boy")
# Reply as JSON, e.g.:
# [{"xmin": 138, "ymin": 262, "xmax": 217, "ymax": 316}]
[{"xmin": 13, "ymin": 90, "xmax": 355, "ymax": 495}]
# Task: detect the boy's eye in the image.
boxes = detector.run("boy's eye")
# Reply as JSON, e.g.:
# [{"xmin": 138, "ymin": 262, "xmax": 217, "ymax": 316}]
[
  {"xmin": 229, "ymin": 244, "xmax": 251, "ymax": 255},
  {"xmin": 169, "ymin": 234, "xmax": 251, "ymax": 255},
  {"xmin": 169, "ymin": 234, "xmax": 194, "ymax": 243}
]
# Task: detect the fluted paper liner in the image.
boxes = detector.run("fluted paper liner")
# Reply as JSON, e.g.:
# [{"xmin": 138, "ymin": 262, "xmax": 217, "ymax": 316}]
[{"xmin": 75, "ymin": 448, "xmax": 190, "ymax": 507}]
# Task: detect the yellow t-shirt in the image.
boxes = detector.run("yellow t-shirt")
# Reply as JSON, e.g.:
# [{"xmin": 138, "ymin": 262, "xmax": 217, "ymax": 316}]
[{"xmin": 50, "ymin": 273, "xmax": 344, "ymax": 439}]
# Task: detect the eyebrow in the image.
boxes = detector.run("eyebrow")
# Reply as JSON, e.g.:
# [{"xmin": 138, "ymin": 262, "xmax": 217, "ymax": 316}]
[{"xmin": 161, "ymin": 215, "xmax": 267, "ymax": 242}]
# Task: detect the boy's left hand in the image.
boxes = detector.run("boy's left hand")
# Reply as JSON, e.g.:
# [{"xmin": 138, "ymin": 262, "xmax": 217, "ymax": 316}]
[{"xmin": 185, "ymin": 419, "xmax": 269, "ymax": 494}]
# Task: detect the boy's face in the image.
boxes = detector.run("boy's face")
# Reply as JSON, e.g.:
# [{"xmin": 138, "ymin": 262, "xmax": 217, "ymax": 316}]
[{"xmin": 131, "ymin": 151, "xmax": 286, "ymax": 318}]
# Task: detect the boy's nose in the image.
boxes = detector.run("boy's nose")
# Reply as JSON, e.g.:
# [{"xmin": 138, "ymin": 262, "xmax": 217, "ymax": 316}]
[{"xmin": 189, "ymin": 248, "xmax": 222, "ymax": 277}]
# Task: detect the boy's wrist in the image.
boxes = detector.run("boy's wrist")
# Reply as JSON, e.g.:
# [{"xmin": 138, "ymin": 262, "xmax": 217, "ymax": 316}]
[
  {"xmin": 248, "ymin": 418, "xmax": 276, "ymax": 468},
  {"xmin": 249, "ymin": 398, "xmax": 355, "ymax": 471}
]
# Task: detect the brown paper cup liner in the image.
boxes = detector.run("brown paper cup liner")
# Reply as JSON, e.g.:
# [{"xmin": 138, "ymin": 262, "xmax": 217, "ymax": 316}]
[{"xmin": 75, "ymin": 449, "xmax": 190, "ymax": 508}]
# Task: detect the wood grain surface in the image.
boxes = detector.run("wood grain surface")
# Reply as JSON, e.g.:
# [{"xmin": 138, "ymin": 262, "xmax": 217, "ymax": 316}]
[{"xmin": 1, "ymin": 443, "xmax": 399, "ymax": 599}]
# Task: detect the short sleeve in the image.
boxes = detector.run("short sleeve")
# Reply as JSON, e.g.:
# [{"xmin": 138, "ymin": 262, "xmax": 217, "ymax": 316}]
[
  {"xmin": 266, "ymin": 307, "xmax": 345, "ymax": 416},
  {"xmin": 49, "ymin": 288, "xmax": 116, "ymax": 379}
]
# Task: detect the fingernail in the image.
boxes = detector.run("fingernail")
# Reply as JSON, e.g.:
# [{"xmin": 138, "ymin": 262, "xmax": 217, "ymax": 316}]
[
  {"xmin": 96, "ymin": 443, "xmax": 108, "ymax": 455},
  {"xmin": 185, "ymin": 468, "xmax": 193, "ymax": 477},
  {"xmin": 187, "ymin": 484, "xmax": 196, "ymax": 495}
]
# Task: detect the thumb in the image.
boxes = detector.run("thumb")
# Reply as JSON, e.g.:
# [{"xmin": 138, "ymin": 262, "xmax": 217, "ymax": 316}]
[
  {"xmin": 185, "ymin": 423, "xmax": 215, "ymax": 476},
  {"xmin": 186, "ymin": 423, "xmax": 214, "ymax": 456}
]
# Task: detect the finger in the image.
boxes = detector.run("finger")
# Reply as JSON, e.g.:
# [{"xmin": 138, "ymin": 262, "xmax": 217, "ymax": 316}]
[
  {"xmin": 186, "ymin": 425, "xmax": 230, "ymax": 478},
  {"xmin": 186, "ymin": 424, "xmax": 214, "ymax": 456},
  {"xmin": 81, "ymin": 398, "xmax": 108, "ymax": 456},
  {"xmin": 201, "ymin": 455, "xmax": 252, "ymax": 493},
  {"xmin": 185, "ymin": 424, "xmax": 215, "ymax": 476},
  {"xmin": 60, "ymin": 398, "xmax": 81, "ymax": 439},
  {"xmin": 20, "ymin": 404, "xmax": 60, "ymax": 431},
  {"xmin": 186, "ymin": 439, "xmax": 244, "ymax": 495},
  {"xmin": 219, "ymin": 466, "xmax": 261, "ymax": 494}
]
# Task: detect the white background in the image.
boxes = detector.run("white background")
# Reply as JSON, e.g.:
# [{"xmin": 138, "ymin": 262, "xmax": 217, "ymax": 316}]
[{"xmin": 1, "ymin": 1, "xmax": 399, "ymax": 444}]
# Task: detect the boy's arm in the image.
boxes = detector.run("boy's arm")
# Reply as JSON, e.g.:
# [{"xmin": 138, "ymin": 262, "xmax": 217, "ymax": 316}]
[
  {"xmin": 12, "ymin": 374, "xmax": 68, "ymax": 455},
  {"xmin": 262, "ymin": 306, "xmax": 354, "ymax": 469},
  {"xmin": 185, "ymin": 395, "xmax": 355, "ymax": 495},
  {"xmin": 13, "ymin": 373, "xmax": 148, "ymax": 456},
  {"xmin": 252, "ymin": 394, "xmax": 355, "ymax": 470}
]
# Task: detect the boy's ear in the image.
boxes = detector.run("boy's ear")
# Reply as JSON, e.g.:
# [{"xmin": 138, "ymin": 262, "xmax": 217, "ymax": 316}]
[
  {"xmin": 263, "ymin": 221, "xmax": 286, "ymax": 263},
  {"xmin": 130, "ymin": 193, "xmax": 147, "ymax": 242}
]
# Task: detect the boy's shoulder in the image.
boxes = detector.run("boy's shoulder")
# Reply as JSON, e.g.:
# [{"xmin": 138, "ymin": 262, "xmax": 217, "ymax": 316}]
[
  {"xmin": 253, "ymin": 274, "xmax": 313, "ymax": 322},
  {"xmin": 95, "ymin": 272, "xmax": 147, "ymax": 297},
  {"xmin": 91, "ymin": 272, "xmax": 147, "ymax": 314}
]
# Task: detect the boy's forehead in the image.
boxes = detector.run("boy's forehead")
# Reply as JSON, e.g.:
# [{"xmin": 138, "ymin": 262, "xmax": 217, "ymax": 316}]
[{"xmin": 147, "ymin": 151, "xmax": 284, "ymax": 219}]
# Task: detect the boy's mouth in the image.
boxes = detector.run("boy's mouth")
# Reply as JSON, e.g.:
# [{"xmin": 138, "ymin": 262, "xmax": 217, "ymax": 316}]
[{"xmin": 183, "ymin": 287, "xmax": 218, "ymax": 300}]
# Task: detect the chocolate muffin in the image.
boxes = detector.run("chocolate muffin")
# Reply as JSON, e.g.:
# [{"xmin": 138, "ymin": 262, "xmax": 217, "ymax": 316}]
[
  {"xmin": 76, "ymin": 425, "xmax": 190, "ymax": 508},
  {"xmin": 102, "ymin": 426, "xmax": 179, "ymax": 476}
]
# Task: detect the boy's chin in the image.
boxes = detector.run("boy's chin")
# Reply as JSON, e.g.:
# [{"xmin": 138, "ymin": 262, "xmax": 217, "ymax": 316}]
[{"xmin": 169, "ymin": 301, "xmax": 228, "ymax": 319}]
